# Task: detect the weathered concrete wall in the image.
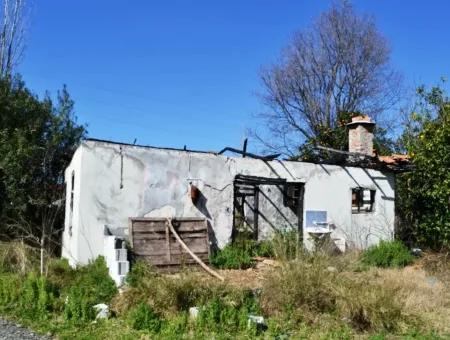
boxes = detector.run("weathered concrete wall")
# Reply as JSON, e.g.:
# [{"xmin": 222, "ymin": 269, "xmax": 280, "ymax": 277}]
[
  {"xmin": 62, "ymin": 140, "xmax": 395, "ymax": 265},
  {"xmin": 61, "ymin": 146, "xmax": 83, "ymax": 266}
]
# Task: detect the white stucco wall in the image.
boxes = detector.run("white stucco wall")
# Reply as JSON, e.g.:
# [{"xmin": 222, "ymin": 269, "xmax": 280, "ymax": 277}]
[
  {"xmin": 61, "ymin": 146, "xmax": 83, "ymax": 266},
  {"xmin": 62, "ymin": 140, "xmax": 396, "ymax": 265}
]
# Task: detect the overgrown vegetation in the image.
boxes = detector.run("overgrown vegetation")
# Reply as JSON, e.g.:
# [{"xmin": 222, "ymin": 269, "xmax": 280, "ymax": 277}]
[
  {"xmin": 360, "ymin": 240, "xmax": 414, "ymax": 268},
  {"xmin": 397, "ymin": 85, "xmax": 450, "ymax": 250},
  {"xmin": 0, "ymin": 240, "xmax": 448, "ymax": 339},
  {"xmin": 0, "ymin": 76, "xmax": 86, "ymax": 256},
  {"xmin": 210, "ymin": 229, "xmax": 299, "ymax": 269}
]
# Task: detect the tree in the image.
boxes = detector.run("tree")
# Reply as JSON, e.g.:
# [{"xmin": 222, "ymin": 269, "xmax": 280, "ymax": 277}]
[
  {"xmin": 396, "ymin": 85, "xmax": 450, "ymax": 250},
  {"xmin": 256, "ymin": 2, "xmax": 401, "ymax": 157},
  {"xmin": 0, "ymin": 76, "xmax": 86, "ymax": 261},
  {"xmin": 0, "ymin": 0, "xmax": 27, "ymax": 78}
]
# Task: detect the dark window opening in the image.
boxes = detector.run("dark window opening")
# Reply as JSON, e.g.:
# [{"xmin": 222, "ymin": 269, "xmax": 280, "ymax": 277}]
[
  {"xmin": 69, "ymin": 171, "xmax": 75, "ymax": 236},
  {"xmin": 284, "ymin": 182, "xmax": 303, "ymax": 213},
  {"xmin": 352, "ymin": 188, "xmax": 375, "ymax": 213}
]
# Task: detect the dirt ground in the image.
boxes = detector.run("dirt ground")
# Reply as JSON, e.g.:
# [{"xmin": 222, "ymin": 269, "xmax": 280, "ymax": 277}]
[{"xmin": 216, "ymin": 257, "xmax": 281, "ymax": 289}]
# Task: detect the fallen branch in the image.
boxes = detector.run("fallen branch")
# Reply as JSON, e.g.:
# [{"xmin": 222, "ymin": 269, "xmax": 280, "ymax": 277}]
[{"xmin": 166, "ymin": 218, "xmax": 224, "ymax": 281}]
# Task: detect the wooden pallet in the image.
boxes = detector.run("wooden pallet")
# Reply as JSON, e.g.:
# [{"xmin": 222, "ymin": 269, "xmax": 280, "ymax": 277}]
[{"xmin": 129, "ymin": 217, "xmax": 209, "ymax": 269}]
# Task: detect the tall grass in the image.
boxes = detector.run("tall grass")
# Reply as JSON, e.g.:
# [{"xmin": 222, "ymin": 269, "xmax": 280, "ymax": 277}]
[
  {"xmin": 0, "ymin": 241, "xmax": 40, "ymax": 275},
  {"xmin": 0, "ymin": 239, "xmax": 447, "ymax": 338},
  {"xmin": 261, "ymin": 253, "xmax": 411, "ymax": 332}
]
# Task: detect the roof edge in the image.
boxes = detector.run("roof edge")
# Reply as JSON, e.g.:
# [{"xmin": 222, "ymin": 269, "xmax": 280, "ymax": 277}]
[{"xmin": 84, "ymin": 138, "xmax": 217, "ymax": 155}]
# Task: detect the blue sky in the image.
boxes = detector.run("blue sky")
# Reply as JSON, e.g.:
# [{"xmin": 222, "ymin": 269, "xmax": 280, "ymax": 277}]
[{"xmin": 18, "ymin": 1, "xmax": 450, "ymax": 152}]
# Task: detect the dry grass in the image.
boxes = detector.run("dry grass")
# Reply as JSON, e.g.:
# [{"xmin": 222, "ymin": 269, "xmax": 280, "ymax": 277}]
[
  {"xmin": 261, "ymin": 254, "xmax": 411, "ymax": 332},
  {"xmin": 367, "ymin": 262, "xmax": 450, "ymax": 333},
  {"xmin": 115, "ymin": 252, "xmax": 450, "ymax": 336},
  {"xmin": 0, "ymin": 241, "xmax": 39, "ymax": 275},
  {"xmin": 111, "ymin": 263, "xmax": 249, "ymax": 318}
]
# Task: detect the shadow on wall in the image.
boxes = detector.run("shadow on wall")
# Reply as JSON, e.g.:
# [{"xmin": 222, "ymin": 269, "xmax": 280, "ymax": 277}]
[{"xmin": 190, "ymin": 184, "xmax": 218, "ymax": 251}]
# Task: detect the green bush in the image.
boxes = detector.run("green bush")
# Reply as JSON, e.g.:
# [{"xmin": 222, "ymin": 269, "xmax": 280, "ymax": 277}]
[
  {"xmin": 361, "ymin": 241, "xmax": 414, "ymax": 268},
  {"xmin": 196, "ymin": 291, "xmax": 260, "ymax": 335},
  {"xmin": 46, "ymin": 258, "xmax": 76, "ymax": 289},
  {"xmin": 210, "ymin": 243, "xmax": 254, "ymax": 269},
  {"xmin": 64, "ymin": 257, "xmax": 117, "ymax": 323},
  {"xmin": 19, "ymin": 272, "xmax": 58, "ymax": 319},
  {"xmin": 0, "ymin": 274, "xmax": 21, "ymax": 308},
  {"xmin": 197, "ymin": 297, "xmax": 247, "ymax": 332},
  {"xmin": 127, "ymin": 303, "xmax": 163, "ymax": 332},
  {"xmin": 252, "ymin": 240, "xmax": 274, "ymax": 258},
  {"xmin": 125, "ymin": 260, "xmax": 157, "ymax": 288}
]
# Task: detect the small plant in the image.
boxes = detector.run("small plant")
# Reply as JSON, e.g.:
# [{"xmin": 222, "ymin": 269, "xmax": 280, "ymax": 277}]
[
  {"xmin": 46, "ymin": 258, "xmax": 76, "ymax": 289},
  {"xmin": 20, "ymin": 272, "xmax": 57, "ymax": 319},
  {"xmin": 64, "ymin": 257, "xmax": 117, "ymax": 323},
  {"xmin": 127, "ymin": 303, "xmax": 163, "ymax": 332},
  {"xmin": 253, "ymin": 240, "xmax": 274, "ymax": 258},
  {"xmin": 196, "ymin": 296, "xmax": 255, "ymax": 334},
  {"xmin": 125, "ymin": 260, "xmax": 156, "ymax": 288},
  {"xmin": 361, "ymin": 241, "xmax": 414, "ymax": 268},
  {"xmin": 0, "ymin": 274, "xmax": 21, "ymax": 308},
  {"xmin": 210, "ymin": 243, "xmax": 254, "ymax": 269},
  {"xmin": 271, "ymin": 229, "xmax": 300, "ymax": 261}
]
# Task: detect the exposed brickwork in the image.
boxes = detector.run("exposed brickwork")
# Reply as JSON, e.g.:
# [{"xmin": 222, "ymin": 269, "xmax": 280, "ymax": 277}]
[{"xmin": 347, "ymin": 116, "xmax": 374, "ymax": 156}]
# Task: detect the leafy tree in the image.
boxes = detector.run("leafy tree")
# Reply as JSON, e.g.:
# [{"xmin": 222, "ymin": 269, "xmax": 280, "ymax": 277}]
[
  {"xmin": 396, "ymin": 85, "xmax": 450, "ymax": 250},
  {"xmin": 255, "ymin": 1, "xmax": 401, "ymax": 157},
  {"xmin": 0, "ymin": 75, "xmax": 86, "ymax": 256}
]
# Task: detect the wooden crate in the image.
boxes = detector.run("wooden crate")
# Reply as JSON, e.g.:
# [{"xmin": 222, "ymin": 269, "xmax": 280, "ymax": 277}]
[{"xmin": 129, "ymin": 217, "xmax": 209, "ymax": 269}]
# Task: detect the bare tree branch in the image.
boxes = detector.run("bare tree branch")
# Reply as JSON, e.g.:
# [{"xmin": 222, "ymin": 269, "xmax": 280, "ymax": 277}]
[
  {"xmin": 254, "ymin": 2, "xmax": 402, "ymax": 155},
  {"xmin": 0, "ymin": 0, "xmax": 27, "ymax": 78}
]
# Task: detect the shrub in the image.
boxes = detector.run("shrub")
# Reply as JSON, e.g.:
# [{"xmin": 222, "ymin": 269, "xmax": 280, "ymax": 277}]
[
  {"xmin": 210, "ymin": 243, "xmax": 254, "ymax": 269},
  {"xmin": 20, "ymin": 272, "xmax": 57, "ymax": 319},
  {"xmin": 197, "ymin": 297, "xmax": 248, "ymax": 333},
  {"xmin": 127, "ymin": 303, "xmax": 163, "ymax": 332},
  {"xmin": 159, "ymin": 313, "xmax": 189, "ymax": 338},
  {"xmin": 196, "ymin": 291, "xmax": 260, "ymax": 335},
  {"xmin": 252, "ymin": 240, "xmax": 274, "ymax": 258},
  {"xmin": 64, "ymin": 257, "xmax": 117, "ymax": 323},
  {"xmin": 125, "ymin": 260, "xmax": 157, "ymax": 288},
  {"xmin": 361, "ymin": 241, "xmax": 414, "ymax": 268},
  {"xmin": 0, "ymin": 274, "xmax": 21, "ymax": 308},
  {"xmin": 46, "ymin": 258, "xmax": 76, "ymax": 289}
]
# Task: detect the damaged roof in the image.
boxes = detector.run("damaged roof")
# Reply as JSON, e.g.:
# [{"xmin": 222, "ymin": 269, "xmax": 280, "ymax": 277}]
[{"xmin": 84, "ymin": 138, "xmax": 412, "ymax": 173}]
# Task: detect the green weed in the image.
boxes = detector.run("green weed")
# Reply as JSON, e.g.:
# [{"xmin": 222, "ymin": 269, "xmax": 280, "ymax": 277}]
[{"xmin": 361, "ymin": 240, "xmax": 414, "ymax": 268}]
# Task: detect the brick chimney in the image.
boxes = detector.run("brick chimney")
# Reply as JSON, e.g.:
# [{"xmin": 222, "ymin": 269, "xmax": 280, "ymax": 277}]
[{"xmin": 346, "ymin": 115, "xmax": 375, "ymax": 156}]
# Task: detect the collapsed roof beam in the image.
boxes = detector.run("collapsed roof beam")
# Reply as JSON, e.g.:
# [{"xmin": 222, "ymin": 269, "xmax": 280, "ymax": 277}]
[
  {"xmin": 218, "ymin": 147, "xmax": 280, "ymax": 161},
  {"xmin": 234, "ymin": 174, "xmax": 287, "ymax": 185}
]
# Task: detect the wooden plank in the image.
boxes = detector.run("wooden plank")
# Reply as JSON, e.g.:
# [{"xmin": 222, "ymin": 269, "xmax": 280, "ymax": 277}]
[
  {"xmin": 132, "ymin": 223, "xmax": 207, "ymax": 233},
  {"xmin": 133, "ymin": 238, "xmax": 207, "ymax": 254},
  {"xmin": 136, "ymin": 253, "xmax": 209, "ymax": 266},
  {"xmin": 165, "ymin": 223, "xmax": 171, "ymax": 262},
  {"xmin": 130, "ymin": 217, "xmax": 209, "ymax": 269},
  {"xmin": 133, "ymin": 232, "xmax": 205, "ymax": 242},
  {"xmin": 135, "ymin": 250, "xmax": 209, "ymax": 257}
]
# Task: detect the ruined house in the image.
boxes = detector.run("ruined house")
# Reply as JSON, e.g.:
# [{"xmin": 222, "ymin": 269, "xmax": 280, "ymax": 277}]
[{"xmin": 61, "ymin": 116, "xmax": 409, "ymax": 284}]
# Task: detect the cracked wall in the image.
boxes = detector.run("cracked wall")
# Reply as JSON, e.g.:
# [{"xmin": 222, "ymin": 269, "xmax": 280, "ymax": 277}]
[{"xmin": 62, "ymin": 140, "xmax": 396, "ymax": 265}]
